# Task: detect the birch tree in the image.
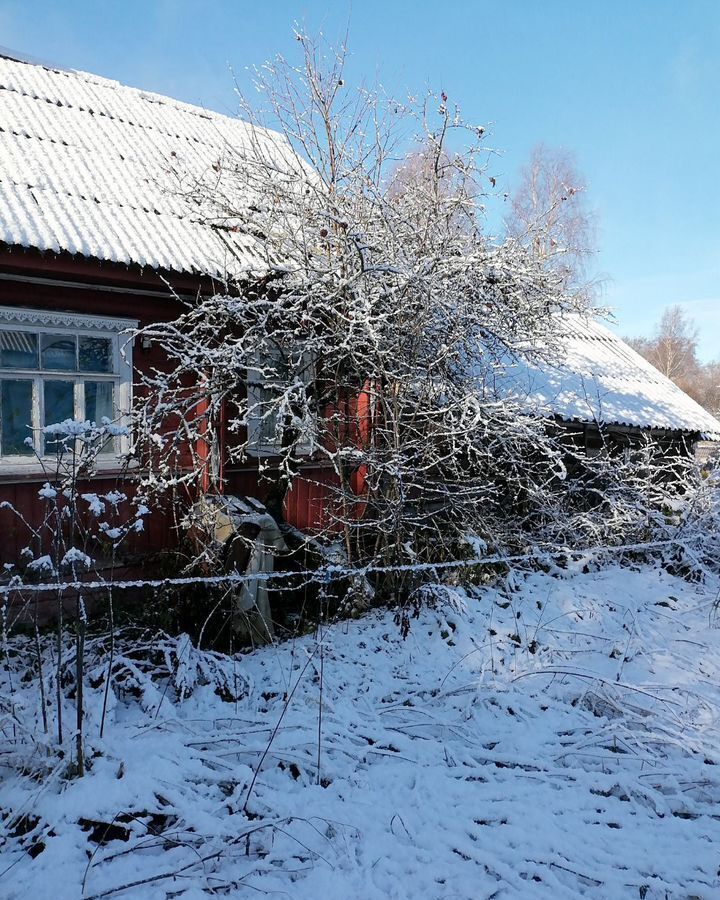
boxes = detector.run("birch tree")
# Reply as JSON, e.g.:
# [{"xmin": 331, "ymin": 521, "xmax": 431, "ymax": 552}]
[
  {"xmin": 505, "ymin": 144, "xmax": 599, "ymax": 303},
  {"xmin": 627, "ymin": 305, "xmax": 701, "ymax": 391}
]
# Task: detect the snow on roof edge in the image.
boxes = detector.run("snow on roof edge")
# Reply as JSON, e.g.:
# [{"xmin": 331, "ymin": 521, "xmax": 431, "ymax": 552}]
[{"xmin": 507, "ymin": 314, "xmax": 720, "ymax": 440}]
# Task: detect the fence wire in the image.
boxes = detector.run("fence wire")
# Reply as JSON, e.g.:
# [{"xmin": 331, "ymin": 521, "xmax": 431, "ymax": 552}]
[{"xmin": 0, "ymin": 537, "xmax": 694, "ymax": 597}]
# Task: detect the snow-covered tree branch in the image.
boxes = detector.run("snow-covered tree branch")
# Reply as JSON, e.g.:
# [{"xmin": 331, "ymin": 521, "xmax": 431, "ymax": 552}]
[{"xmin": 132, "ymin": 32, "xmax": 715, "ymax": 594}]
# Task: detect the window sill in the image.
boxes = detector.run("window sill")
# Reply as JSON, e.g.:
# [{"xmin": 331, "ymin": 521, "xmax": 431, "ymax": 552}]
[
  {"xmin": 246, "ymin": 445, "xmax": 315, "ymax": 459},
  {"xmin": 0, "ymin": 457, "xmax": 135, "ymax": 482}
]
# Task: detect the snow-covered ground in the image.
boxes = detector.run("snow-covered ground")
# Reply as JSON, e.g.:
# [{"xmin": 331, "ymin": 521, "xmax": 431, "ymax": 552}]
[{"xmin": 2, "ymin": 563, "xmax": 720, "ymax": 899}]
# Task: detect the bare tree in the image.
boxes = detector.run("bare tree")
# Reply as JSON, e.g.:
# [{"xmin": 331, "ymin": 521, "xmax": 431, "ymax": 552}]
[
  {"xmin": 131, "ymin": 31, "xmax": 707, "ymax": 599},
  {"xmin": 627, "ymin": 305, "xmax": 720, "ymax": 417},
  {"xmin": 696, "ymin": 361, "xmax": 720, "ymax": 417},
  {"xmin": 505, "ymin": 144, "xmax": 598, "ymax": 303},
  {"xmin": 387, "ymin": 139, "xmax": 478, "ymax": 234},
  {"xmin": 648, "ymin": 305, "xmax": 700, "ymax": 387},
  {"xmin": 626, "ymin": 305, "xmax": 701, "ymax": 397}
]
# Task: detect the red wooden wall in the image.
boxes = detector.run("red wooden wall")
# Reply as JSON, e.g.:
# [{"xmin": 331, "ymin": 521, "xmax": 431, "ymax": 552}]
[
  {"xmin": 0, "ymin": 249, "xmax": 357, "ymax": 565},
  {"xmin": 0, "ymin": 252, "xmax": 184, "ymax": 563}
]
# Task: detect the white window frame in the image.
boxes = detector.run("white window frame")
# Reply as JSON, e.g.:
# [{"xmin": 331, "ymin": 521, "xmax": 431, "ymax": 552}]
[
  {"xmin": 246, "ymin": 346, "xmax": 315, "ymax": 458},
  {"xmin": 0, "ymin": 306, "xmax": 137, "ymax": 475}
]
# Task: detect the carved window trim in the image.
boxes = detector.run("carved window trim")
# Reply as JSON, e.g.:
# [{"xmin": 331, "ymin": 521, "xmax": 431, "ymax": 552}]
[{"xmin": 0, "ymin": 306, "xmax": 138, "ymax": 475}]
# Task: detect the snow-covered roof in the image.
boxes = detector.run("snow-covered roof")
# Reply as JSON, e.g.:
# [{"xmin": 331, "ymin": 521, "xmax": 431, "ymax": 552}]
[
  {"xmin": 0, "ymin": 53, "xmax": 287, "ymax": 277},
  {"xmin": 502, "ymin": 315, "xmax": 720, "ymax": 439}
]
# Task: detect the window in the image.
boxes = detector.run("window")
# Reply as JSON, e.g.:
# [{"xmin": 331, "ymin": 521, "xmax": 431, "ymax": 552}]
[
  {"xmin": 246, "ymin": 346, "xmax": 315, "ymax": 456},
  {"xmin": 0, "ymin": 307, "xmax": 136, "ymax": 470}
]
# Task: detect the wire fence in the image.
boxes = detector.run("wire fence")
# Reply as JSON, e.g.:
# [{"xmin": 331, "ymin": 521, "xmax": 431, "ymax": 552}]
[{"xmin": 0, "ymin": 536, "xmax": 694, "ymax": 598}]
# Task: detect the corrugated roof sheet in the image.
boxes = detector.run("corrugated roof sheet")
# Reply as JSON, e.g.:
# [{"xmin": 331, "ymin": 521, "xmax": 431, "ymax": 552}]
[
  {"xmin": 0, "ymin": 55, "xmax": 285, "ymax": 277},
  {"xmin": 502, "ymin": 315, "xmax": 720, "ymax": 439}
]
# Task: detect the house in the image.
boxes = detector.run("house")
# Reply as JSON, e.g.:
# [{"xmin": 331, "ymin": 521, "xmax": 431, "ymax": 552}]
[
  {"xmin": 0, "ymin": 50, "xmax": 338, "ymax": 563},
  {"xmin": 1, "ymin": 51, "xmax": 718, "ymax": 568}
]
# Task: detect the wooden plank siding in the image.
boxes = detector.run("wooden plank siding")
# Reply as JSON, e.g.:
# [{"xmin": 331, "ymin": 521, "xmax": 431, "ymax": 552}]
[
  {"xmin": 0, "ymin": 251, "xmax": 186, "ymax": 563},
  {"xmin": 0, "ymin": 475, "xmax": 175, "ymax": 562},
  {"xmin": 0, "ymin": 250, "xmax": 352, "ymax": 564}
]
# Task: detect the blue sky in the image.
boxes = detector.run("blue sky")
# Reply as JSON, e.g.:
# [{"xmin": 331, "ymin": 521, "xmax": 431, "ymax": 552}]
[{"xmin": 2, "ymin": 1, "xmax": 718, "ymax": 358}]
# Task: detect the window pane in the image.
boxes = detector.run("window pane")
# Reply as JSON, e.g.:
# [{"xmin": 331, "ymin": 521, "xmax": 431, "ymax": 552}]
[
  {"xmin": 85, "ymin": 382, "xmax": 115, "ymax": 455},
  {"xmin": 247, "ymin": 381, "xmax": 279, "ymax": 449},
  {"xmin": 1, "ymin": 380, "xmax": 33, "ymax": 455},
  {"xmin": 258, "ymin": 389, "xmax": 279, "ymax": 444},
  {"xmin": 85, "ymin": 381, "xmax": 114, "ymax": 424},
  {"xmin": 41, "ymin": 334, "xmax": 76, "ymax": 371},
  {"xmin": 0, "ymin": 330, "xmax": 38, "ymax": 369},
  {"xmin": 44, "ymin": 380, "xmax": 75, "ymax": 455},
  {"xmin": 79, "ymin": 337, "xmax": 113, "ymax": 373}
]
